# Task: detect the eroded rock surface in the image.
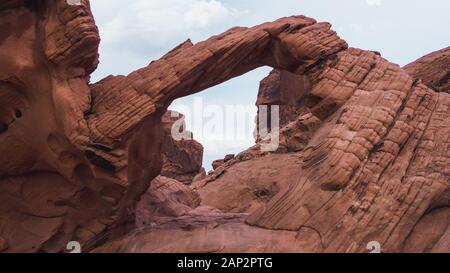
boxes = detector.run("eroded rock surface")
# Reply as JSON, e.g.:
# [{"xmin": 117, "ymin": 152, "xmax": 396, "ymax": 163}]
[
  {"xmin": 195, "ymin": 153, "xmax": 303, "ymax": 214},
  {"xmin": 0, "ymin": 0, "xmax": 448, "ymax": 253},
  {"xmin": 160, "ymin": 111, "xmax": 204, "ymax": 184},
  {"xmin": 404, "ymin": 46, "xmax": 450, "ymax": 93},
  {"xmin": 136, "ymin": 176, "xmax": 201, "ymax": 227}
]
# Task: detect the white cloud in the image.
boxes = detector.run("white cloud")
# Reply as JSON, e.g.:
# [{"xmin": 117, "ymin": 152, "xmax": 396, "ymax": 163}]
[
  {"xmin": 93, "ymin": 0, "xmax": 237, "ymax": 52},
  {"xmin": 366, "ymin": 0, "xmax": 382, "ymax": 6},
  {"xmin": 183, "ymin": 0, "xmax": 232, "ymax": 28},
  {"xmin": 90, "ymin": 0, "xmax": 240, "ymax": 82}
]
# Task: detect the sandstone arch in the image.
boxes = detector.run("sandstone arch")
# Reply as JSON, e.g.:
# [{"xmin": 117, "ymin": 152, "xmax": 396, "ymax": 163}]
[{"xmin": 0, "ymin": 0, "xmax": 448, "ymax": 252}]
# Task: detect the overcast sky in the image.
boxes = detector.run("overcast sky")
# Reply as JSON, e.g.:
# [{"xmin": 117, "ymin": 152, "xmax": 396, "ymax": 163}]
[{"xmin": 90, "ymin": 0, "xmax": 450, "ymax": 170}]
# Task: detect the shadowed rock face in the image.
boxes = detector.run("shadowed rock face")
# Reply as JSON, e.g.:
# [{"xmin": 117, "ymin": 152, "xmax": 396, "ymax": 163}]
[
  {"xmin": 404, "ymin": 46, "xmax": 450, "ymax": 93},
  {"xmin": 159, "ymin": 111, "xmax": 204, "ymax": 184},
  {"xmin": 0, "ymin": 0, "xmax": 448, "ymax": 253},
  {"xmin": 255, "ymin": 69, "xmax": 311, "ymax": 141}
]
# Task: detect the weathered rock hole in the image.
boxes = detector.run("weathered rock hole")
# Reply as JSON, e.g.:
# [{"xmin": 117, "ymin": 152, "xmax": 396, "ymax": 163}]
[
  {"xmin": 14, "ymin": 109, "xmax": 22, "ymax": 118},
  {"xmin": 320, "ymin": 182, "xmax": 344, "ymax": 192},
  {"xmin": 254, "ymin": 188, "xmax": 272, "ymax": 199}
]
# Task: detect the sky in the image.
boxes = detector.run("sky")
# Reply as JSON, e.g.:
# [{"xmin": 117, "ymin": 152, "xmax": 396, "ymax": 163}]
[{"xmin": 89, "ymin": 0, "xmax": 450, "ymax": 170}]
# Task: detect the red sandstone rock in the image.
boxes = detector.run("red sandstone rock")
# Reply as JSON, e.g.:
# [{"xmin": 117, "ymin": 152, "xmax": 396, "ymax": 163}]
[
  {"xmin": 136, "ymin": 176, "xmax": 201, "ymax": 227},
  {"xmin": 195, "ymin": 153, "xmax": 303, "ymax": 213},
  {"xmin": 255, "ymin": 69, "xmax": 311, "ymax": 140},
  {"xmin": 160, "ymin": 111, "xmax": 204, "ymax": 184},
  {"xmin": 93, "ymin": 213, "xmax": 323, "ymax": 253},
  {"xmin": 404, "ymin": 46, "xmax": 450, "ymax": 93},
  {"xmin": 0, "ymin": 0, "xmax": 448, "ymax": 253},
  {"xmin": 211, "ymin": 154, "xmax": 235, "ymax": 170}
]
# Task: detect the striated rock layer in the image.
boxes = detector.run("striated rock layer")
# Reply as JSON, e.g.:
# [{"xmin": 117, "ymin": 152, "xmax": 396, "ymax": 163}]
[
  {"xmin": 404, "ymin": 46, "xmax": 450, "ymax": 93},
  {"xmin": 0, "ymin": 0, "xmax": 448, "ymax": 253}
]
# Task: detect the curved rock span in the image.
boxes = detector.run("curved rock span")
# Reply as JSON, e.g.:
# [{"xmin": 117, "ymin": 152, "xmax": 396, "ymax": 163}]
[{"xmin": 0, "ymin": 0, "xmax": 448, "ymax": 253}]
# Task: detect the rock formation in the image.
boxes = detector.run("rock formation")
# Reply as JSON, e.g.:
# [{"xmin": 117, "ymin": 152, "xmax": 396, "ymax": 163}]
[
  {"xmin": 160, "ymin": 111, "xmax": 204, "ymax": 184},
  {"xmin": 404, "ymin": 46, "xmax": 450, "ymax": 93},
  {"xmin": 255, "ymin": 70, "xmax": 310, "ymax": 140},
  {"xmin": 0, "ymin": 0, "xmax": 448, "ymax": 253},
  {"xmin": 136, "ymin": 175, "xmax": 201, "ymax": 227}
]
